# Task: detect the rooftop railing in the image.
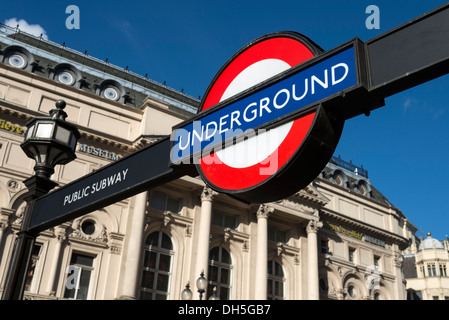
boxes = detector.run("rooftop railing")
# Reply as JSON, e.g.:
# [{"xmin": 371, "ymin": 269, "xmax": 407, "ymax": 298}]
[{"xmin": 332, "ymin": 155, "xmax": 368, "ymax": 178}]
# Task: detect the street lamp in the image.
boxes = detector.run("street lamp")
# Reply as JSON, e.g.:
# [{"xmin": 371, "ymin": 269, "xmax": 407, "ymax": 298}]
[
  {"xmin": 196, "ymin": 270, "xmax": 207, "ymax": 300},
  {"xmin": 181, "ymin": 271, "xmax": 219, "ymax": 300},
  {"xmin": 208, "ymin": 286, "xmax": 219, "ymax": 300},
  {"xmin": 21, "ymin": 99, "xmax": 80, "ymax": 179},
  {"xmin": 181, "ymin": 281, "xmax": 193, "ymax": 300},
  {"xmin": 1, "ymin": 99, "xmax": 80, "ymax": 300}
]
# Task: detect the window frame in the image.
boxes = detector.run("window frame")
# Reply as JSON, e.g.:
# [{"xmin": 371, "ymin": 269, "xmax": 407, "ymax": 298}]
[
  {"xmin": 208, "ymin": 246, "xmax": 233, "ymax": 300},
  {"xmin": 150, "ymin": 191, "xmax": 181, "ymax": 214},
  {"xmin": 24, "ymin": 243, "xmax": 43, "ymax": 293},
  {"xmin": 427, "ymin": 263, "xmax": 437, "ymax": 277},
  {"xmin": 320, "ymin": 238, "xmax": 329, "ymax": 254},
  {"xmin": 212, "ymin": 210, "xmax": 237, "ymax": 230},
  {"xmin": 140, "ymin": 231, "xmax": 174, "ymax": 300},
  {"xmin": 63, "ymin": 252, "xmax": 96, "ymax": 300},
  {"xmin": 348, "ymin": 247, "xmax": 356, "ymax": 263},
  {"xmin": 267, "ymin": 260, "xmax": 286, "ymax": 300},
  {"xmin": 268, "ymin": 225, "xmax": 288, "ymax": 244}
]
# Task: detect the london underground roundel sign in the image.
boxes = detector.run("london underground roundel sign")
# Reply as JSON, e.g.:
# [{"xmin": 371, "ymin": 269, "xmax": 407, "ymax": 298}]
[{"xmin": 195, "ymin": 32, "xmax": 345, "ymax": 203}]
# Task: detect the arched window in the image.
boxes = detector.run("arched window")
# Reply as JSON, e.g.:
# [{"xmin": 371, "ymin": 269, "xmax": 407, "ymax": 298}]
[
  {"xmin": 2, "ymin": 45, "xmax": 34, "ymax": 71},
  {"xmin": 97, "ymin": 79, "xmax": 125, "ymax": 102},
  {"xmin": 51, "ymin": 63, "xmax": 82, "ymax": 88},
  {"xmin": 208, "ymin": 247, "xmax": 232, "ymax": 300},
  {"xmin": 333, "ymin": 170, "xmax": 346, "ymax": 187},
  {"xmin": 267, "ymin": 260, "xmax": 285, "ymax": 300},
  {"xmin": 140, "ymin": 231, "xmax": 173, "ymax": 300}
]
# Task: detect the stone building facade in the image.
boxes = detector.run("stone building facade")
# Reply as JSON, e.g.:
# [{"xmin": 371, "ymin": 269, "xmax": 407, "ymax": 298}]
[{"xmin": 404, "ymin": 233, "xmax": 449, "ymax": 300}]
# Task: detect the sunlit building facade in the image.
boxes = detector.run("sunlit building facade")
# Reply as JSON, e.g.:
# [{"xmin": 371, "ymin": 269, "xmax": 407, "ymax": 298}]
[
  {"xmin": 404, "ymin": 233, "xmax": 449, "ymax": 300},
  {"xmin": 0, "ymin": 25, "xmax": 413, "ymax": 300}
]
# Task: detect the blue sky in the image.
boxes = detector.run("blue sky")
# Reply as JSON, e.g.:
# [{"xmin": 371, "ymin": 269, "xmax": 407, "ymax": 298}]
[{"xmin": 1, "ymin": 0, "xmax": 448, "ymax": 241}]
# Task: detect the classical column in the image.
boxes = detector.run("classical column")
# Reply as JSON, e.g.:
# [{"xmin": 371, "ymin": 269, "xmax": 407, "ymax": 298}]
[
  {"xmin": 254, "ymin": 204, "xmax": 273, "ymax": 300},
  {"xmin": 0, "ymin": 208, "xmax": 13, "ymax": 250},
  {"xmin": 194, "ymin": 186, "xmax": 216, "ymax": 299},
  {"xmin": 0, "ymin": 224, "xmax": 6, "ymax": 251},
  {"xmin": 119, "ymin": 191, "xmax": 148, "ymax": 300},
  {"xmin": 393, "ymin": 248, "xmax": 406, "ymax": 300},
  {"xmin": 46, "ymin": 227, "xmax": 66, "ymax": 295},
  {"xmin": 306, "ymin": 220, "xmax": 322, "ymax": 300}
]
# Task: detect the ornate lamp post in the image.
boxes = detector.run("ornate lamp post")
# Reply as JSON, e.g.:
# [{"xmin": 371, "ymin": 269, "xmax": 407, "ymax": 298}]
[
  {"xmin": 181, "ymin": 281, "xmax": 193, "ymax": 300},
  {"xmin": 181, "ymin": 270, "xmax": 219, "ymax": 300},
  {"xmin": 208, "ymin": 286, "xmax": 219, "ymax": 300},
  {"xmin": 1, "ymin": 99, "xmax": 80, "ymax": 300},
  {"xmin": 196, "ymin": 270, "xmax": 207, "ymax": 300}
]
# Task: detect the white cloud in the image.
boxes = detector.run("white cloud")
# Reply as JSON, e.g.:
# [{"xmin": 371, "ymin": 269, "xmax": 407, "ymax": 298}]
[
  {"xmin": 402, "ymin": 97, "xmax": 417, "ymax": 113},
  {"xmin": 4, "ymin": 18, "xmax": 48, "ymax": 40}
]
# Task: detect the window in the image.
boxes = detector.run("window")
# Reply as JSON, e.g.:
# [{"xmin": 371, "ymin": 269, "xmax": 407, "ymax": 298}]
[
  {"xmin": 358, "ymin": 184, "xmax": 367, "ymax": 195},
  {"xmin": 81, "ymin": 220, "xmax": 96, "ymax": 236},
  {"xmin": 320, "ymin": 239, "xmax": 329, "ymax": 254},
  {"xmin": 335, "ymin": 175, "xmax": 342, "ymax": 185},
  {"xmin": 52, "ymin": 64, "xmax": 81, "ymax": 87},
  {"xmin": 427, "ymin": 263, "xmax": 437, "ymax": 277},
  {"xmin": 140, "ymin": 232, "xmax": 174, "ymax": 300},
  {"xmin": 208, "ymin": 247, "xmax": 232, "ymax": 300},
  {"xmin": 439, "ymin": 264, "xmax": 447, "ymax": 277},
  {"xmin": 374, "ymin": 255, "xmax": 381, "ymax": 271},
  {"xmin": 64, "ymin": 253, "xmax": 95, "ymax": 300},
  {"xmin": 98, "ymin": 80, "xmax": 124, "ymax": 102},
  {"xmin": 407, "ymin": 289, "xmax": 422, "ymax": 300},
  {"xmin": 24, "ymin": 243, "xmax": 42, "ymax": 292},
  {"xmin": 319, "ymin": 278, "xmax": 328, "ymax": 294},
  {"xmin": 103, "ymin": 87, "xmax": 120, "ymax": 100},
  {"xmin": 3, "ymin": 46, "xmax": 33, "ymax": 71},
  {"xmin": 212, "ymin": 211, "xmax": 237, "ymax": 229},
  {"xmin": 348, "ymin": 248, "xmax": 356, "ymax": 263},
  {"xmin": 347, "ymin": 284, "xmax": 359, "ymax": 299},
  {"xmin": 268, "ymin": 226, "xmax": 287, "ymax": 243},
  {"xmin": 150, "ymin": 191, "xmax": 180, "ymax": 214},
  {"xmin": 57, "ymin": 70, "xmax": 76, "ymax": 85},
  {"xmin": 8, "ymin": 53, "xmax": 27, "ymax": 68},
  {"xmin": 420, "ymin": 266, "xmax": 425, "ymax": 277},
  {"xmin": 333, "ymin": 172, "xmax": 345, "ymax": 186},
  {"xmin": 267, "ymin": 260, "xmax": 285, "ymax": 300}
]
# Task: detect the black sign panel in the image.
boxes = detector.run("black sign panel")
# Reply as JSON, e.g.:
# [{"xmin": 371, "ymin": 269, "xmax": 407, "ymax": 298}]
[
  {"xmin": 28, "ymin": 137, "xmax": 194, "ymax": 234},
  {"xmin": 367, "ymin": 3, "xmax": 449, "ymax": 97}
]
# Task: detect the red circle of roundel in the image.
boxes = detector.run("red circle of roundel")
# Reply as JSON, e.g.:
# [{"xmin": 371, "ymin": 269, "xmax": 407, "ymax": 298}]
[{"xmin": 197, "ymin": 32, "xmax": 323, "ymax": 192}]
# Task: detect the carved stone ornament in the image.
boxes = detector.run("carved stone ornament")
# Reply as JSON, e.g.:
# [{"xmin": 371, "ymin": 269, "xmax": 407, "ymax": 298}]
[
  {"xmin": 185, "ymin": 225, "xmax": 193, "ymax": 237},
  {"xmin": 201, "ymin": 186, "xmax": 216, "ymax": 202},
  {"xmin": 256, "ymin": 204, "xmax": 274, "ymax": 220},
  {"xmin": 306, "ymin": 220, "xmax": 323, "ymax": 234},
  {"xmin": 276, "ymin": 243, "xmax": 285, "ymax": 257},
  {"xmin": 7, "ymin": 179, "xmax": 19, "ymax": 192},
  {"xmin": 243, "ymin": 240, "xmax": 249, "ymax": 252},
  {"xmin": 14, "ymin": 204, "xmax": 25, "ymax": 226},
  {"xmin": 294, "ymin": 253, "xmax": 300, "ymax": 265},
  {"xmin": 70, "ymin": 218, "xmax": 108, "ymax": 244}
]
